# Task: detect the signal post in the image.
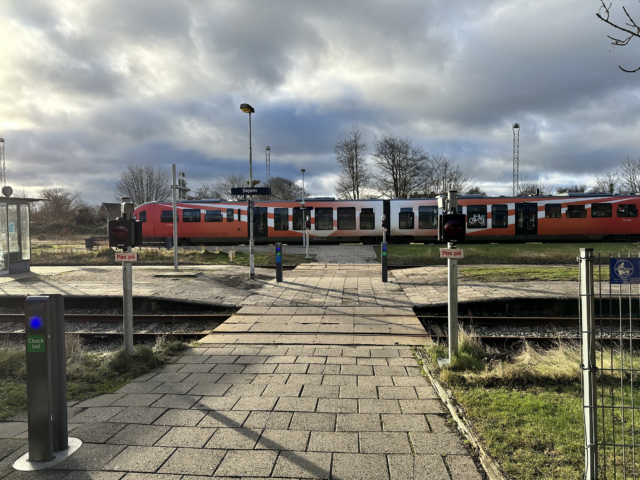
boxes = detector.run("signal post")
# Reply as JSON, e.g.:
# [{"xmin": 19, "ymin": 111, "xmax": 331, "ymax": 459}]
[{"xmin": 437, "ymin": 190, "xmax": 466, "ymax": 366}]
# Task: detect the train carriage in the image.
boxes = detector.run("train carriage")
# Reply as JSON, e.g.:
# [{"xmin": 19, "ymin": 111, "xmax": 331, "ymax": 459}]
[{"xmin": 133, "ymin": 193, "xmax": 640, "ymax": 245}]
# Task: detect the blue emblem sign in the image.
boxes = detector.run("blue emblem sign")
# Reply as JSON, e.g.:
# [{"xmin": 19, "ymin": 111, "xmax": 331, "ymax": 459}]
[{"xmin": 610, "ymin": 258, "xmax": 640, "ymax": 284}]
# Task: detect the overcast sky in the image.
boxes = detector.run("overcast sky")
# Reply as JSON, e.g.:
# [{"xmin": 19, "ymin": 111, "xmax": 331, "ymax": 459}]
[{"xmin": 1, "ymin": 0, "xmax": 640, "ymax": 204}]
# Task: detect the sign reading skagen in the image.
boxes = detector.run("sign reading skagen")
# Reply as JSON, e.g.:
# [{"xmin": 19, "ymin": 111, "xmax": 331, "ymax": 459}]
[
  {"xmin": 610, "ymin": 258, "xmax": 640, "ymax": 284},
  {"xmin": 230, "ymin": 188, "xmax": 272, "ymax": 195},
  {"xmin": 27, "ymin": 335, "xmax": 45, "ymax": 353}
]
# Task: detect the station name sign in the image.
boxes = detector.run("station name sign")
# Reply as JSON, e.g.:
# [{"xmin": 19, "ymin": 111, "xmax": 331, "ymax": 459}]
[
  {"xmin": 230, "ymin": 188, "xmax": 272, "ymax": 195},
  {"xmin": 440, "ymin": 248, "xmax": 464, "ymax": 259},
  {"xmin": 610, "ymin": 258, "xmax": 640, "ymax": 284}
]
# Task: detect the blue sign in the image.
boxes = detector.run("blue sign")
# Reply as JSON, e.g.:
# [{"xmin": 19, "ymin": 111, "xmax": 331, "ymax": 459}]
[{"xmin": 610, "ymin": 258, "xmax": 640, "ymax": 284}]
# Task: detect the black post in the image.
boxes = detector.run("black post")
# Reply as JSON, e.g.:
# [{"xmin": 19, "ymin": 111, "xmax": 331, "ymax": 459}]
[
  {"xmin": 50, "ymin": 294, "xmax": 68, "ymax": 452},
  {"xmin": 381, "ymin": 242, "xmax": 388, "ymax": 283},
  {"xmin": 275, "ymin": 242, "xmax": 283, "ymax": 282}
]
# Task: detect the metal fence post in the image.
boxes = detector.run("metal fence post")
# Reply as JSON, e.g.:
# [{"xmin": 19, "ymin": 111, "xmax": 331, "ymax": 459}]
[{"xmin": 580, "ymin": 247, "xmax": 598, "ymax": 479}]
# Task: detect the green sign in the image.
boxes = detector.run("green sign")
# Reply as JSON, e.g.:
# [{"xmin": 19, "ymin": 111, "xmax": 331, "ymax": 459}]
[{"xmin": 27, "ymin": 335, "xmax": 45, "ymax": 353}]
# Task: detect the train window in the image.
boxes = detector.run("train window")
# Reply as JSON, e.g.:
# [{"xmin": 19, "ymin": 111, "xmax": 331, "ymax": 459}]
[
  {"xmin": 567, "ymin": 205, "xmax": 587, "ymax": 218},
  {"xmin": 337, "ymin": 207, "xmax": 356, "ymax": 230},
  {"xmin": 545, "ymin": 204, "xmax": 561, "ymax": 218},
  {"xmin": 399, "ymin": 208, "xmax": 414, "ymax": 229},
  {"xmin": 315, "ymin": 208, "xmax": 334, "ymax": 230},
  {"xmin": 467, "ymin": 205, "xmax": 487, "ymax": 229},
  {"xmin": 360, "ymin": 208, "xmax": 375, "ymax": 230},
  {"xmin": 618, "ymin": 204, "xmax": 638, "ymax": 217},
  {"xmin": 204, "ymin": 210, "xmax": 223, "ymax": 222},
  {"xmin": 592, "ymin": 203, "xmax": 612, "ymax": 218},
  {"xmin": 274, "ymin": 208, "xmax": 289, "ymax": 231},
  {"xmin": 138, "ymin": 211, "xmax": 146, "ymax": 223},
  {"xmin": 160, "ymin": 210, "xmax": 177, "ymax": 223},
  {"xmin": 418, "ymin": 206, "xmax": 438, "ymax": 229},
  {"xmin": 183, "ymin": 209, "xmax": 201, "ymax": 223},
  {"xmin": 491, "ymin": 204, "xmax": 508, "ymax": 228},
  {"xmin": 292, "ymin": 209, "xmax": 304, "ymax": 230},
  {"xmin": 227, "ymin": 208, "xmax": 234, "ymax": 222}
]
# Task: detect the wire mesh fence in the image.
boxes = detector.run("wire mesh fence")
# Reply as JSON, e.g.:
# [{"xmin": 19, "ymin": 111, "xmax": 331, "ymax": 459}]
[{"xmin": 581, "ymin": 249, "xmax": 640, "ymax": 479}]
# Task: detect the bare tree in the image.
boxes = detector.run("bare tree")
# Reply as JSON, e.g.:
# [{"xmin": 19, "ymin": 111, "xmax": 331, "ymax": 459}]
[
  {"xmin": 518, "ymin": 175, "xmax": 552, "ymax": 196},
  {"xmin": 196, "ymin": 174, "xmax": 249, "ymax": 200},
  {"xmin": 465, "ymin": 186, "xmax": 486, "ymax": 196},
  {"xmin": 597, "ymin": 1, "xmax": 640, "ymax": 72},
  {"xmin": 590, "ymin": 169, "xmax": 620, "ymax": 193},
  {"xmin": 424, "ymin": 154, "xmax": 472, "ymax": 195},
  {"xmin": 556, "ymin": 184, "xmax": 587, "ymax": 194},
  {"xmin": 334, "ymin": 126, "xmax": 370, "ymax": 199},
  {"xmin": 114, "ymin": 163, "xmax": 171, "ymax": 206},
  {"xmin": 619, "ymin": 155, "xmax": 640, "ymax": 193},
  {"xmin": 31, "ymin": 188, "xmax": 84, "ymax": 226},
  {"xmin": 263, "ymin": 176, "xmax": 304, "ymax": 200},
  {"xmin": 371, "ymin": 134, "xmax": 430, "ymax": 199}
]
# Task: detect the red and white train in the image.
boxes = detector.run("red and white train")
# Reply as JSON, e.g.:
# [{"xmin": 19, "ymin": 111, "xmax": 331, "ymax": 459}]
[{"xmin": 132, "ymin": 194, "xmax": 640, "ymax": 245}]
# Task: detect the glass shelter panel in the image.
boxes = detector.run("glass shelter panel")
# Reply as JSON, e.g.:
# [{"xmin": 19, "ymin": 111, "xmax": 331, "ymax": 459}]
[
  {"xmin": 0, "ymin": 203, "xmax": 7, "ymax": 273},
  {"xmin": 20, "ymin": 204, "xmax": 30, "ymax": 261},
  {"xmin": 8, "ymin": 205, "xmax": 20, "ymax": 261}
]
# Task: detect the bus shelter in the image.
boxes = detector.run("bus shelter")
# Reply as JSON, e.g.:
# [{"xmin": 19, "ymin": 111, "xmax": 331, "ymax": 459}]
[{"xmin": 0, "ymin": 197, "xmax": 38, "ymax": 275}]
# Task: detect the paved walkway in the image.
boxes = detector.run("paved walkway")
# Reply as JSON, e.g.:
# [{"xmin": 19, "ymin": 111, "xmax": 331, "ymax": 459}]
[
  {"xmin": 201, "ymin": 245, "xmax": 378, "ymax": 264},
  {"xmin": 0, "ymin": 344, "xmax": 482, "ymax": 479}
]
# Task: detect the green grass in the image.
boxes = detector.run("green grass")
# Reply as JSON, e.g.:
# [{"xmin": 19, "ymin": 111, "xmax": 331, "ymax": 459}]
[
  {"xmin": 0, "ymin": 335, "xmax": 188, "ymax": 421},
  {"xmin": 459, "ymin": 266, "xmax": 610, "ymax": 282},
  {"xmin": 375, "ymin": 243, "xmax": 640, "ymax": 265},
  {"xmin": 30, "ymin": 246, "xmax": 315, "ymax": 266}
]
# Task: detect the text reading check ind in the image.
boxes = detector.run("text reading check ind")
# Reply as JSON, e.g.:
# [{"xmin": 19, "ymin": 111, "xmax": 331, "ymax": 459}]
[
  {"xmin": 115, "ymin": 252, "xmax": 138, "ymax": 262},
  {"xmin": 27, "ymin": 335, "xmax": 45, "ymax": 353},
  {"xmin": 440, "ymin": 248, "xmax": 464, "ymax": 259}
]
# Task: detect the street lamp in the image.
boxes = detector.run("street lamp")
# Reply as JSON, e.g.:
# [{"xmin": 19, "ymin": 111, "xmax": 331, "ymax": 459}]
[
  {"xmin": 301, "ymin": 169, "xmax": 310, "ymax": 258},
  {"xmin": 240, "ymin": 103, "xmax": 256, "ymax": 279}
]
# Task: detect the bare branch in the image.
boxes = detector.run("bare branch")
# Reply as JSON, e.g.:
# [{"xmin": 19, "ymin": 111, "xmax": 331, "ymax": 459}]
[{"xmin": 596, "ymin": 0, "xmax": 640, "ymax": 72}]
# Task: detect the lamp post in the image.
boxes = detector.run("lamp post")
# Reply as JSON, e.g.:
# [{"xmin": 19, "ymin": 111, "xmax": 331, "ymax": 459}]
[
  {"xmin": 240, "ymin": 103, "xmax": 256, "ymax": 279},
  {"xmin": 301, "ymin": 169, "xmax": 305, "ymax": 247},
  {"xmin": 265, "ymin": 146, "xmax": 270, "ymax": 181}
]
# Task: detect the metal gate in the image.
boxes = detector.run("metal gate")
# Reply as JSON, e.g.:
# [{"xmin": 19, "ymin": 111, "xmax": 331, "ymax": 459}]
[{"xmin": 581, "ymin": 248, "xmax": 640, "ymax": 479}]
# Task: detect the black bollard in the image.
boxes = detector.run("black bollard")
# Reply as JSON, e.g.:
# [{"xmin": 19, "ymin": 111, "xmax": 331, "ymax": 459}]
[
  {"xmin": 276, "ymin": 242, "xmax": 283, "ymax": 282},
  {"xmin": 381, "ymin": 242, "xmax": 388, "ymax": 283}
]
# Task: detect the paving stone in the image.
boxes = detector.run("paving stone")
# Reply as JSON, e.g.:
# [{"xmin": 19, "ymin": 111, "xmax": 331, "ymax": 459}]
[
  {"xmin": 325, "ymin": 357, "xmax": 357, "ymax": 365},
  {"xmin": 72, "ymin": 407, "xmax": 124, "ymax": 423},
  {"xmin": 109, "ymin": 407, "xmax": 167, "ymax": 425},
  {"xmin": 360, "ymin": 432, "xmax": 412, "ymax": 453},
  {"xmin": 106, "ymin": 424, "xmax": 170, "ymax": 446},
  {"xmin": 426, "ymin": 414, "xmax": 452, "ymax": 433},
  {"xmin": 150, "ymin": 382, "xmax": 197, "ymax": 395},
  {"xmin": 158, "ymin": 447, "xmax": 226, "ymax": 476},
  {"xmin": 446, "ymin": 454, "xmax": 483, "ymax": 479},
  {"xmin": 272, "ymin": 451, "xmax": 331, "ymax": 479},
  {"xmin": 217, "ymin": 373, "xmax": 257, "ymax": 384},
  {"xmin": 275, "ymin": 363, "xmax": 309, "ymax": 374},
  {"xmin": 321, "ymin": 375, "xmax": 357, "ymax": 386},
  {"xmin": 275, "ymin": 397, "xmax": 318, "ymax": 412},
  {"xmin": 357, "ymin": 358, "xmax": 388, "ymax": 366},
  {"xmin": 198, "ymin": 410, "xmax": 250, "ymax": 429},
  {"xmin": 203, "ymin": 347, "xmax": 235, "ymax": 355},
  {"xmin": 341, "ymin": 347, "xmax": 372, "ymax": 357},
  {"xmin": 0, "ymin": 438, "xmax": 25, "ymax": 462},
  {"xmin": 370, "ymin": 349, "xmax": 400, "ymax": 358},
  {"xmin": 357, "ymin": 375, "xmax": 394, "ymax": 387},
  {"xmin": 210, "ymin": 364, "xmax": 246, "ymax": 374},
  {"xmin": 154, "ymin": 409, "xmax": 206, "ymax": 427},
  {"xmin": 225, "ymin": 384, "xmax": 267, "ymax": 397},
  {"xmin": 265, "ymin": 355, "xmax": 298, "ymax": 364},
  {"xmin": 181, "ymin": 374, "xmax": 223, "ymax": 384},
  {"xmin": 259, "ymin": 346, "xmax": 290, "ymax": 355},
  {"xmin": 340, "ymin": 365, "xmax": 374, "ymax": 376},
  {"xmin": 316, "ymin": 399, "xmax": 357, "ymax": 414},
  {"xmin": 256, "ymin": 429, "xmax": 310, "ymax": 451},
  {"xmin": 388, "ymin": 358, "xmax": 419, "ymax": 366},
  {"xmin": 336, "ymin": 414, "xmax": 382, "ymax": 432},
  {"xmin": 392, "ymin": 376, "xmax": 427, "ymax": 387},
  {"xmin": 289, "ymin": 413, "xmax": 336, "ymax": 432},
  {"xmin": 300, "ymin": 385, "xmax": 340, "ymax": 399},
  {"xmin": 358, "ymin": 399, "xmax": 402, "ymax": 414},
  {"xmin": 307, "ymin": 364, "xmax": 341, "ymax": 375},
  {"xmin": 410, "ymin": 432, "xmax": 467, "ymax": 454},
  {"xmin": 313, "ymin": 348, "xmax": 343, "ymax": 357},
  {"xmin": 235, "ymin": 355, "xmax": 269, "ymax": 364},
  {"xmin": 332, "ymin": 453, "xmax": 390, "ymax": 480},
  {"xmin": 204, "ymin": 355, "xmax": 239, "ymax": 364},
  {"xmin": 307, "ymin": 432, "xmax": 358, "ymax": 453},
  {"xmin": 232, "ymin": 396, "xmax": 278, "ymax": 411},
  {"xmin": 378, "ymin": 387, "xmax": 417, "ymax": 400},
  {"xmin": 0, "ymin": 423, "xmax": 27, "ymax": 439},
  {"xmin": 155, "ymin": 426, "xmax": 216, "ymax": 448},
  {"xmin": 415, "ymin": 386, "xmax": 438, "ymax": 399},
  {"xmin": 189, "ymin": 383, "xmax": 231, "ymax": 396},
  {"xmin": 155, "ymin": 364, "xmax": 185, "ymax": 373},
  {"xmin": 214, "ymin": 450, "xmax": 278, "ymax": 477},
  {"xmin": 62, "ymin": 472, "xmax": 127, "ymax": 480},
  {"xmin": 150, "ymin": 394, "xmax": 201, "ymax": 409},
  {"xmin": 149, "ymin": 373, "xmax": 191, "ymax": 383},
  {"xmin": 191, "ymin": 396, "xmax": 239, "ymax": 411},
  {"xmin": 74, "ymin": 394, "xmax": 126, "ymax": 409},
  {"xmin": 399, "ymin": 399, "xmax": 444, "ymax": 414},
  {"xmin": 205, "ymin": 427, "xmax": 261, "ymax": 449},
  {"xmin": 373, "ymin": 366, "xmax": 409, "ymax": 376},
  {"xmin": 262, "ymin": 384, "xmax": 302, "ymax": 397},
  {"xmin": 339, "ymin": 386, "xmax": 378, "ymax": 399},
  {"xmin": 242, "ymin": 363, "xmax": 278, "ymax": 374},
  {"xmin": 252, "ymin": 373, "xmax": 290, "ymax": 384},
  {"xmin": 295, "ymin": 356, "xmax": 326, "ymax": 364},
  {"xmin": 111, "ymin": 394, "xmax": 164, "ymax": 407},
  {"xmin": 387, "ymin": 454, "xmax": 450, "ymax": 480},
  {"xmin": 50, "ymin": 443, "xmax": 125, "ymax": 471},
  {"xmin": 103, "ymin": 446, "xmax": 176, "ymax": 472},
  {"xmin": 117, "ymin": 381, "xmax": 164, "ymax": 394},
  {"xmin": 68, "ymin": 423, "xmax": 126, "ymax": 444},
  {"xmin": 381, "ymin": 414, "xmax": 429, "ymax": 432},
  {"xmin": 243, "ymin": 411, "xmax": 293, "ymax": 430},
  {"xmin": 286, "ymin": 374, "xmax": 323, "ymax": 385}
]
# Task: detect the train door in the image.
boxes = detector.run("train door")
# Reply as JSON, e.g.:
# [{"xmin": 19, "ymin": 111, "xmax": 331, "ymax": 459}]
[
  {"xmin": 515, "ymin": 203, "xmax": 538, "ymax": 241},
  {"xmin": 254, "ymin": 206, "xmax": 268, "ymax": 243}
]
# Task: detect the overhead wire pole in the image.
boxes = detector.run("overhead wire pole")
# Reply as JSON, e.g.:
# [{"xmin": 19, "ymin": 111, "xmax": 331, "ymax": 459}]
[
  {"xmin": 171, "ymin": 164, "xmax": 190, "ymax": 272},
  {"xmin": 512, "ymin": 123, "xmax": 520, "ymax": 197}
]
